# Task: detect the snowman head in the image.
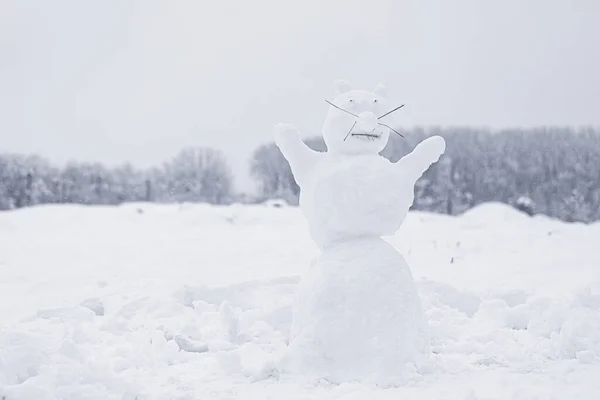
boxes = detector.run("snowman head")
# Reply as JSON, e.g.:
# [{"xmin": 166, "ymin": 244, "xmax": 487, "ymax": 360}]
[{"xmin": 322, "ymin": 80, "xmax": 399, "ymax": 155}]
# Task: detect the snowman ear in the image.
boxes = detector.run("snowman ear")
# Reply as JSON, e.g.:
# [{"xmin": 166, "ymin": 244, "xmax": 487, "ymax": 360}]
[
  {"xmin": 373, "ymin": 82, "xmax": 387, "ymax": 97},
  {"xmin": 334, "ymin": 79, "xmax": 352, "ymax": 95}
]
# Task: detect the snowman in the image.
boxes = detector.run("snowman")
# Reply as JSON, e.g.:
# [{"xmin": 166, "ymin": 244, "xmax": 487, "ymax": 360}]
[{"xmin": 274, "ymin": 80, "xmax": 445, "ymax": 383}]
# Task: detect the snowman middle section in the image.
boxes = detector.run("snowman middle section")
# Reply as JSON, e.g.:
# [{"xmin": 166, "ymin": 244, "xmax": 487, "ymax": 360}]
[
  {"xmin": 299, "ymin": 153, "xmax": 414, "ymax": 250},
  {"xmin": 284, "ymin": 153, "xmax": 431, "ymax": 381}
]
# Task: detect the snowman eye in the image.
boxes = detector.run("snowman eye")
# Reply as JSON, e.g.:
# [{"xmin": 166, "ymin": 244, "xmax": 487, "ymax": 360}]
[{"xmin": 373, "ymin": 99, "xmax": 378, "ymax": 103}]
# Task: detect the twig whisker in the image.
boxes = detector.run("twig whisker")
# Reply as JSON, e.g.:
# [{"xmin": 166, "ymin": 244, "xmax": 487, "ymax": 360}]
[
  {"xmin": 325, "ymin": 100, "xmax": 359, "ymax": 118},
  {"xmin": 343, "ymin": 121, "xmax": 357, "ymax": 141},
  {"xmin": 378, "ymin": 104, "xmax": 405, "ymax": 120},
  {"xmin": 378, "ymin": 123, "xmax": 404, "ymax": 138}
]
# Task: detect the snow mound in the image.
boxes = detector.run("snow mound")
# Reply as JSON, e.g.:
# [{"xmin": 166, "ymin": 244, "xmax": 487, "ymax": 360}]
[{"xmin": 460, "ymin": 202, "xmax": 532, "ymax": 224}]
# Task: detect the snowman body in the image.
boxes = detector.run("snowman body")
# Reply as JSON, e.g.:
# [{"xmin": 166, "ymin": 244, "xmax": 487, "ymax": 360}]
[
  {"xmin": 274, "ymin": 81, "xmax": 445, "ymax": 382},
  {"xmin": 299, "ymin": 153, "xmax": 412, "ymax": 249}
]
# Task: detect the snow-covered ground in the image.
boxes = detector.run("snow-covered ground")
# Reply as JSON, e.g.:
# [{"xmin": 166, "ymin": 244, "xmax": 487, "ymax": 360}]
[{"xmin": 1, "ymin": 202, "xmax": 599, "ymax": 399}]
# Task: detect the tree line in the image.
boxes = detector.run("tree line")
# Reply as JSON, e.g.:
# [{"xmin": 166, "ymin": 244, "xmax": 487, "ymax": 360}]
[
  {"xmin": 0, "ymin": 148, "xmax": 233, "ymax": 209},
  {"xmin": 1, "ymin": 127, "xmax": 599, "ymax": 223}
]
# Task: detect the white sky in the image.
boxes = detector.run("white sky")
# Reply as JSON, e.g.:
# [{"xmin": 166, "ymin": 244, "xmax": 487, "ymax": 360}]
[{"xmin": 1, "ymin": 0, "xmax": 599, "ymax": 191}]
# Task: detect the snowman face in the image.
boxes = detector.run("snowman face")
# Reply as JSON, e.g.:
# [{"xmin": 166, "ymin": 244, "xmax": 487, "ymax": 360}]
[{"xmin": 322, "ymin": 85, "xmax": 392, "ymax": 155}]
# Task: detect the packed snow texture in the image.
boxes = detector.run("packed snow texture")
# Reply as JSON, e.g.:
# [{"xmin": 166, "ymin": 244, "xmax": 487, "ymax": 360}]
[
  {"xmin": 1, "ymin": 203, "xmax": 600, "ymax": 399},
  {"xmin": 295, "ymin": 136, "xmax": 445, "ymax": 249},
  {"xmin": 282, "ymin": 237, "xmax": 430, "ymax": 384}
]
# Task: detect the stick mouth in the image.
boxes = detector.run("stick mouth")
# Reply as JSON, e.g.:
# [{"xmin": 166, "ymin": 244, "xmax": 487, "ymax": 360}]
[{"xmin": 351, "ymin": 132, "xmax": 382, "ymax": 142}]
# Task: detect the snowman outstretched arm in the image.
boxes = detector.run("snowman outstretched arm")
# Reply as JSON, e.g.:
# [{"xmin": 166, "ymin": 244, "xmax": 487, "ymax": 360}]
[
  {"xmin": 395, "ymin": 135, "xmax": 446, "ymax": 181},
  {"xmin": 274, "ymin": 123, "xmax": 321, "ymax": 185}
]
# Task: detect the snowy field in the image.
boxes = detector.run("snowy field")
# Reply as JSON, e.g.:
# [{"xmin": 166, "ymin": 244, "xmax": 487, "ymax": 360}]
[{"xmin": 1, "ymin": 202, "xmax": 599, "ymax": 400}]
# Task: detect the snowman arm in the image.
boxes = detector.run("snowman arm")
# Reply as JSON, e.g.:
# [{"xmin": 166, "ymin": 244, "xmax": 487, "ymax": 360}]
[
  {"xmin": 274, "ymin": 123, "xmax": 320, "ymax": 183},
  {"xmin": 395, "ymin": 135, "xmax": 446, "ymax": 181}
]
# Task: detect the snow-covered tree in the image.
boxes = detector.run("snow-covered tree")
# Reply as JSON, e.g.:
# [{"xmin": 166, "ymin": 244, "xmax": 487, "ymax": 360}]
[
  {"xmin": 108, "ymin": 163, "xmax": 147, "ymax": 204},
  {"xmin": 0, "ymin": 153, "xmax": 58, "ymax": 209},
  {"xmin": 59, "ymin": 162, "xmax": 111, "ymax": 204},
  {"xmin": 161, "ymin": 147, "xmax": 233, "ymax": 204},
  {"xmin": 250, "ymin": 142, "xmax": 298, "ymax": 204}
]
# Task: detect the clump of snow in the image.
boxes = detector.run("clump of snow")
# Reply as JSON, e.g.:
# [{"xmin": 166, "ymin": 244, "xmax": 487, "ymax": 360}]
[{"xmin": 81, "ymin": 298, "xmax": 105, "ymax": 316}]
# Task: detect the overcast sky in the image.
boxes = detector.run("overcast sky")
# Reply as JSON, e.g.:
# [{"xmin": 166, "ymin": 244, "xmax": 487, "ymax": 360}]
[{"xmin": 1, "ymin": 0, "xmax": 599, "ymax": 191}]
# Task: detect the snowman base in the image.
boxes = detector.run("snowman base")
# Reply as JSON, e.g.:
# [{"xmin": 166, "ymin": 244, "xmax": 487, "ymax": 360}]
[{"xmin": 281, "ymin": 237, "xmax": 430, "ymax": 383}]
